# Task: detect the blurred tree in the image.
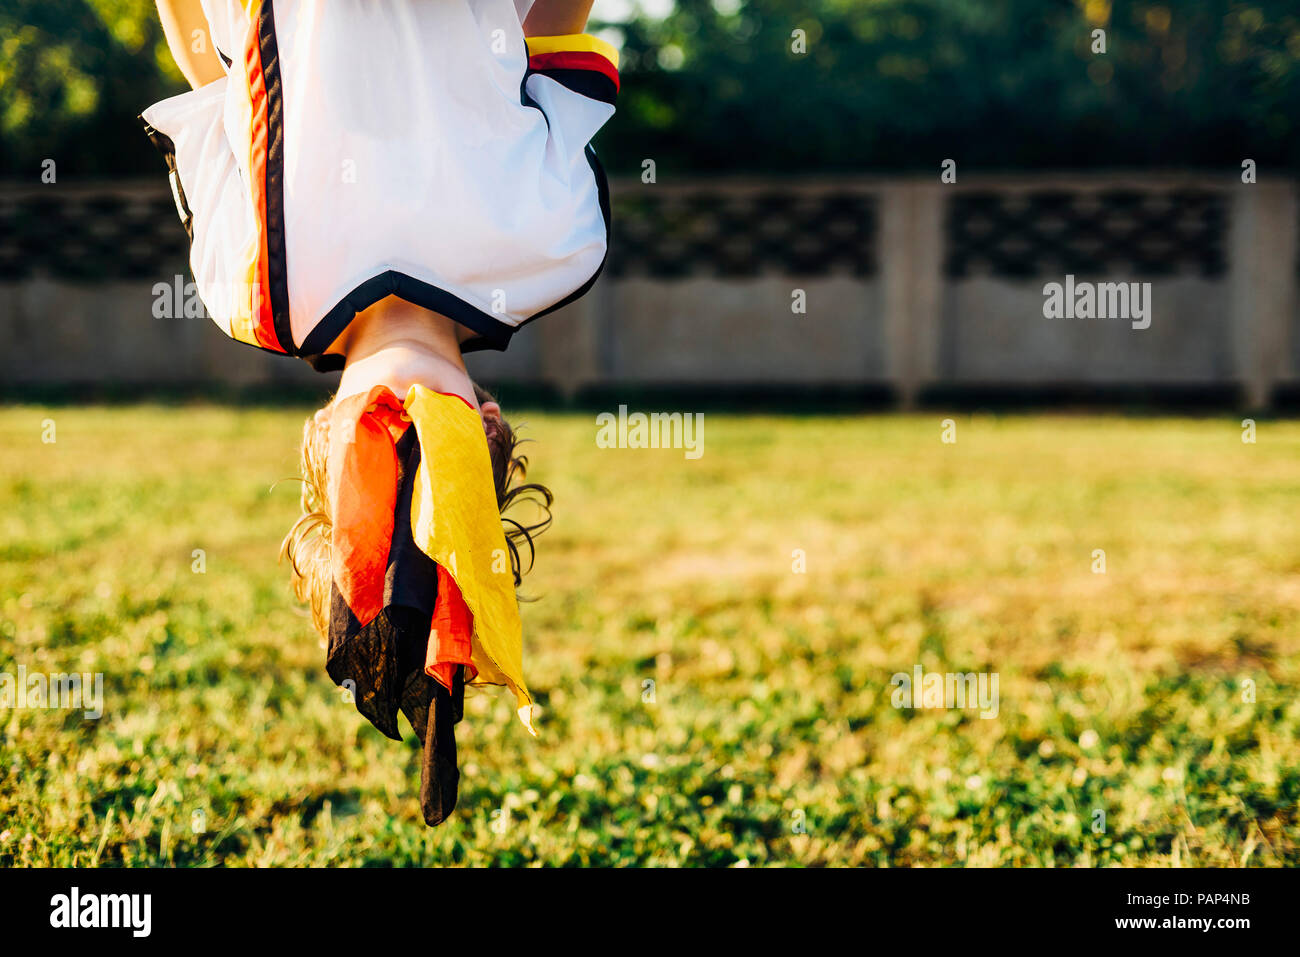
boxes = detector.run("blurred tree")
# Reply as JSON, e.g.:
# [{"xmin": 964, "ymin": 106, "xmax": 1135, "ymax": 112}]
[
  {"xmin": 1, "ymin": 0, "xmax": 180, "ymax": 179},
  {"xmin": 597, "ymin": 0, "xmax": 1300, "ymax": 173},
  {"xmin": 1, "ymin": 0, "xmax": 1297, "ymax": 178}
]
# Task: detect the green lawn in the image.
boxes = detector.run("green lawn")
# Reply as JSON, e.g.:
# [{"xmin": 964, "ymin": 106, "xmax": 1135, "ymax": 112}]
[{"xmin": 1, "ymin": 404, "xmax": 1297, "ymax": 866}]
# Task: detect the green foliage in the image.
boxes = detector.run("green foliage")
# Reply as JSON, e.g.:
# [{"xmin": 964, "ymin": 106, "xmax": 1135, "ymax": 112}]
[
  {"xmin": 3, "ymin": 1, "xmax": 1299, "ymax": 178},
  {"xmin": 0, "ymin": 0, "xmax": 179, "ymax": 179},
  {"xmin": 599, "ymin": 0, "xmax": 1300, "ymax": 172},
  {"xmin": 1, "ymin": 405, "xmax": 1297, "ymax": 865}
]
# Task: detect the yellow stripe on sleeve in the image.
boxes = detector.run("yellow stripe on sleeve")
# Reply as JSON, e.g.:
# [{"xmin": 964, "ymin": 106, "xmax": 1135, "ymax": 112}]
[{"xmin": 525, "ymin": 33, "xmax": 620, "ymax": 70}]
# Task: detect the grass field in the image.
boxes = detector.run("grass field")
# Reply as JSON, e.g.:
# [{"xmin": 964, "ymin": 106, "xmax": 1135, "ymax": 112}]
[{"xmin": 0, "ymin": 403, "xmax": 1297, "ymax": 867}]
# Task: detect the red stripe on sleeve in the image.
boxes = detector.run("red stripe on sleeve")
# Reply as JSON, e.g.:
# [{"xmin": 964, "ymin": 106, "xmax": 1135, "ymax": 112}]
[{"xmin": 528, "ymin": 50, "xmax": 620, "ymax": 91}]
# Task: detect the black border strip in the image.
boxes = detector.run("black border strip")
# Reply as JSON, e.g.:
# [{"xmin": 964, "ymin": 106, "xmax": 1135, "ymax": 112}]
[
  {"xmin": 6, "ymin": 867, "xmax": 1287, "ymax": 941},
  {"xmin": 300, "ymin": 272, "xmax": 518, "ymax": 371},
  {"xmin": 257, "ymin": 1, "xmax": 294, "ymax": 356},
  {"xmin": 529, "ymin": 67, "xmax": 617, "ymax": 106},
  {"xmin": 139, "ymin": 119, "xmax": 194, "ymax": 242}
]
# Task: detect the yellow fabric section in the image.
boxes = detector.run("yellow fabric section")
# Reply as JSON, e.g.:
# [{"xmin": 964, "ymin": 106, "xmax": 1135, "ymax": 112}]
[
  {"xmin": 525, "ymin": 33, "xmax": 620, "ymax": 70},
  {"xmin": 228, "ymin": 251, "xmax": 261, "ymax": 347},
  {"xmin": 403, "ymin": 386, "xmax": 536, "ymax": 736}
]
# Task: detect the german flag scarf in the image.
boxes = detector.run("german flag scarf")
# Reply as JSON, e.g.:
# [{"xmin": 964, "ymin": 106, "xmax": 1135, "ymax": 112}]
[{"xmin": 321, "ymin": 383, "xmax": 535, "ymax": 825}]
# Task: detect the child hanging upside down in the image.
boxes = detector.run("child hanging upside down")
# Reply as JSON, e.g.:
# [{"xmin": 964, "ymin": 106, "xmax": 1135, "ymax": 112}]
[{"xmin": 144, "ymin": 0, "xmax": 619, "ymax": 825}]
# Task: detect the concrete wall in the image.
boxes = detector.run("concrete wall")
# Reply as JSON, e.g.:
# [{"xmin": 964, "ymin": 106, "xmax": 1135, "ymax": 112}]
[{"xmin": 2, "ymin": 175, "xmax": 1296, "ymax": 405}]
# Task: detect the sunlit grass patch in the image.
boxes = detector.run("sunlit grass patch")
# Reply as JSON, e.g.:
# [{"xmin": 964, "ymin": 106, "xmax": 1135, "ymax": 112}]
[{"xmin": 1, "ymin": 405, "xmax": 1297, "ymax": 866}]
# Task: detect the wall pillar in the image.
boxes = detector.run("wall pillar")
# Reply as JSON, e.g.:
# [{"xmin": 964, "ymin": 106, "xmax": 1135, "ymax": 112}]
[
  {"xmin": 880, "ymin": 182, "xmax": 944, "ymax": 407},
  {"xmin": 1229, "ymin": 180, "xmax": 1297, "ymax": 410}
]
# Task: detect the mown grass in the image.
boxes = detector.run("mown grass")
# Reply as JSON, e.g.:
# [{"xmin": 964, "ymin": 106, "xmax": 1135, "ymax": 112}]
[{"xmin": 0, "ymin": 404, "xmax": 1297, "ymax": 866}]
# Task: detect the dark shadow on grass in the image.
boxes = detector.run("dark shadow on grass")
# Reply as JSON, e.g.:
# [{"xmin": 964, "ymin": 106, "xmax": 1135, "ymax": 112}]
[{"xmin": 4, "ymin": 380, "xmax": 1294, "ymax": 416}]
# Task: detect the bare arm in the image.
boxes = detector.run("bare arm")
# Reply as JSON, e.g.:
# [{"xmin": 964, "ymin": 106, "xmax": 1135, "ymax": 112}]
[
  {"xmin": 156, "ymin": 0, "xmax": 225, "ymax": 89},
  {"xmin": 522, "ymin": 0, "xmax": 596, "ymax": 36}
]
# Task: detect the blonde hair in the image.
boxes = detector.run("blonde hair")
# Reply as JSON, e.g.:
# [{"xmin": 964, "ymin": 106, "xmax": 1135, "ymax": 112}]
[
  {"xmin": 279, "ymin": 386, "xmax": 552, "ymax": 639},
  {"xmin": 280, "ymin": 411, "xmax": 335, "ymax": 639}
]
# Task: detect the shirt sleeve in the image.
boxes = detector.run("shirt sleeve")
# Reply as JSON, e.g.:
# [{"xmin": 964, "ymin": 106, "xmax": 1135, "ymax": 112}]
[{"xmin": 524, "ymin": 33, "xmax": 620, "ymax": 106}]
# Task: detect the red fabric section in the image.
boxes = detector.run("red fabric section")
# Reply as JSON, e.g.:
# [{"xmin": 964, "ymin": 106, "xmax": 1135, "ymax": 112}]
[
  {"xmin": 529, "ymin": 50, "xmax": 620, "ymax": 91},
  {"xmin": 427, "ymin": 564, "xmax": 477, "ymax": 692},
  {"xmin": 327, "ymin": 387, "xmax": 410, "ymax": 627},
  {"xmin": 242, "ymin": 13, "xmax": 279, "ymax": 352}
]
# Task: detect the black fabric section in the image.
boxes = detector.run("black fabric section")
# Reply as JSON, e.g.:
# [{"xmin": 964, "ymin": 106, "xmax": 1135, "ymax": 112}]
[
  {"xmin": 216, "ymin": 46, "xmax": 232, "ymax": 68},
  {"xmin": 139, "ymin": 119, "xmax": 194, "ymax": 242},
  {"xmin": 420, "ymin": 665, "xmax": 463, "ymax": 826},
  {"xmin": 321, "ymin": 427, "xmax": 467, "ymax": 824},
  {"xmin": 308, "ymin": 352, "xmax": 346, "ymax": 373},
  {"xmin": 325, "ymin": 591, "xmax": 404, "ymax": 741},
  {"xmin": 299, "ymin": 271, "xmax": 517, "ymax": 370},
  {"xmin": 533, "ymin": 67, "xmax": 617, "ymax": 106},
  {"xmin": 257, "ymin": 1, "xmax": 294, "ymax": 356},
  {"xmin": 519, "ymin": 68, "xmax": 551, "ymax": 134},
  {"xmin": 387, "ymin": 430, "xmax": 438, "ymax": 618}
]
